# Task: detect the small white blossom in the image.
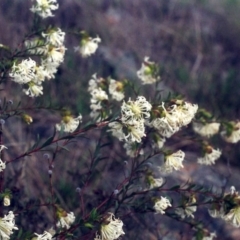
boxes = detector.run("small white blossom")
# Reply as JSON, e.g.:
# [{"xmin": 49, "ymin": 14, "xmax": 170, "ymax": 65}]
[
  {"xmin": 137, "ymin": 56, "xmax": 159, "ymax": 85},
  {"xmin": 57, "ymin": 212, "xmax": 75, "ymax": 229},
  {"xmin": 0, "ymin": 211, "xmax": 18, "ymax": 239},
  {"xmin": 23, "ymin": 82, "xmax": 43, "ymax": 97},
  {"xmin": 154, "ymin": 196, "xmax": 171, "ymax": 214},
  {"xmin": 0, "ymin": 159, "xmax": 6, "ymax": 172},
  {"xmin": 45, "ymin": 45, "xmax": 66, "ymax": 64},
  {"xmin": 145, "ymin": 174, "xmax": 164, "ymax": 189},
  {"xmin": 197, "ymin": 147, "xmax": 221, "ymax": 165},
  {"xmin": 124, "ymin": 120, "xmax": 146, "ymax": 143},
  {"xmin": 121, "ymin": 96, "xmax": 152, "ymax": 124},
  {"xmin": 109, "ymin": 79, "xmax": 124, "ymax": 101},
  {"xmin": 3, "ymin": 196, "xmax": 10, "ymax": 207},
  {"xmin": 193, "ymin": 122, "xmax": 220, "ymax": 138},
  {"xmin": 75, "ymin": 36, "xmax": 101, "ymax": 57},
  {"xmin": 224, "ymin": 206, "xmax": 240, "ymax": 227},
  {"xmin": 221, "ymin": 121, "xmax": 240, "ymax": 143},
  {"xmin": 175, "ymin": 205, "xmax": 197, "ymax": 219},
  {"xmin": 30, "ymin": 0, "xmax": 59, "ymax": 19},
  {"xmin": 34, "ymin": 230, "xmax": 53, "ymax": 240},
  {"xmin": 90, "ymin": 88, "xmax": 108, "ymax": 111},
  {"xmin": 97, "ymin": 212, "xmax": 125, "ymax": 240},
  {"xmin": 160, "ymin": 150, "xmax": 185, "ymax": 174},
  {"xmin": 42, "ymin": 28, "xmax": 65, "ymax": 47},
  {"xmin": 56, "ymin": 115, "xmax": 82, "ymax": 133}
]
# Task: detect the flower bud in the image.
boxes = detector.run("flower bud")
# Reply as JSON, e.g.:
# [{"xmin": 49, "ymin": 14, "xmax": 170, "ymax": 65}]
[
  {"xmin": 21, "ymin": 113, "xmax": 33, "ymax": 125},
  {"xmin": 3, "ymin": 196, "xmax": 10, "ymax": 206}
]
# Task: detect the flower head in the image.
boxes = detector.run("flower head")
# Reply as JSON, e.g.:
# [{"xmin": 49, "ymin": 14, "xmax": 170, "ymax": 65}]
[
  {"xmin": 30, "ymin": 0, "xmax": 59, "ymax": 18},
  {"xmin": 221, "ymin": 121, "xmax": 240, "ymax": 143},
  {"xmin": 197, "ymin": 146, "xmax": 221, "ymax": 165},
  {"xmin": 137, "ymin": 57, "xmax": 160, "ymax": 85},
  {"xmin": 160, "ymin": 150, "xmax": 185, "ymax": 174},
  {"xmin": 56, "ymin": 211, "xmax": 75, "ymax": 229},
  {"xmin": 193, "ymin": 122, "xmax": 220, "ymax": 138},
  {"xmin": 75, "ymin": 36, "xmax": 101, "ymax": 57},
  {"xmin": 42, "ymin": 28, "xmax": 65, "ymax": 47},
  {"xmin": 0, "ymin": 211, "xmax": 18, "ymax": 239},
  {"xmin": 109, "ymin": 79, "xmax": 125, "ymax": 101},
  {"xmin": 97, "ymin": 212, "xmax": 125, "ymax": 240},
  {"xmin": 56, "ymin": 114, "xmax": 82, "ymax": 133},
  {"xmin": 121, "ymin": 96, "xmax": 152, "ymax": 124},
  {"xmin": 153, "ymin": 196, "xmax": 172, "ymax": 214}
]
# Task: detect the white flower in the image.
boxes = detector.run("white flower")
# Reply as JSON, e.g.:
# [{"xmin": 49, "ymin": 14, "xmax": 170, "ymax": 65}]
[
  {"xmin": 197, "ymin": 147, "xmax": 221, "ymax": 165},
  {"xmin": 23, "ymin": 82, "xmax": 43, "ymax": 97},
  {"xmin": 145, "ymin": 175, "xmax": 164, "ymax": 189},
  {"xmin": 154, "ymin": 196, "xmax": 171, "ymax": 214},
  {"xmin": 0, "ymin": 211, "xmax": 18, "ymax": 239},
  {"xmin": 56, "ymin": 115, "xmax": 82, "ymax": 133},
  {"xmin": 173, "ymin": 101, "xmax": 198, "ymax": 127},
  {"xmin": 109, "ymin": 79, "xmax": 124, "ymax": 101},
  {"xmin": 137, "ymin": 56, "xmax": 159, "ymax": 85},
  {"xmin": 224, "ymin": 206, "xmax": 240, "ymax": 227},
  {"xmin": 57, "ymin": 212, "xmax": 75, "ymax": 229},
  {"xmin": 221, "ymin": 122, "xmax": 240, "ymax": 143},
  {"xmin": 90, "ymin": 88, "xmax": 108, "ymax": 111},
  {"xmin": 30, "ymin": 0, "xmax": 59, "ymax": 18},
  {"xmin": 0, "ymin": 160, "xmax": 6, "ymax": 172},
  {"xmin": 108, "ymin": 120, "xmax": 146, "ymax": 143},
  {"xmin": 41, "ymin": 59, "xmax": 59, "ymax": 80},
  {"xmin": 160, "ymin": 150, "xmax": 185, "ymax": 174},
  {"xmin": 42, "ymin": 28, "xmax": 65, "ymax": 47},
  {"xmin": 34, "ymin": 230, "xmax": 53, "ymax": 240},
  {"xmin": 152, "ymin": 117, "xmax": 179, "ymax": 138},
  {"xmin": 124, "ymin": 120, "xmax": 146, "ymax": 143},
  {"xmin": 98, "ymin": 212, "xmax": 124, "ymax": 240},
  {"xmin": 45, "ymin": 45, "xmax": 66, "ymax": 64},
  {"xmin": 121, "ymin": 96, "xmax": 152, "ymax": 124},
  {"xmin": 75, "ymin": 36, "xmax": 101, "ymax": 57},
  {"xmin": 0, "ymin": 145, "xmax": 7, "ymax": 172},
  {"xmin": 193, "ymin": 122, "xmax": 220, "ymax": 137},
  {"xmin": 175, "ymin": 205, "xmax": 197, "ymax": 219},
  {"xmin": 9, "ymin": 58, "xmax": 36, "ymax": 84}
]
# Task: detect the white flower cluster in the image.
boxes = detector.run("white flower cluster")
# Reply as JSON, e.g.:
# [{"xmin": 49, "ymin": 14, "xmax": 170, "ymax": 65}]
[
  {"xmin": 0, "ymin": 211, "xmax": 18, "ymax": 239},
  {"xmin": 109, "ymin": 96, "xmax": 152, "ymax": 143},
  {"xmin": 95, "ymin": 213, "xmax": 125, "ymax": 240},
  {"xmin": 9, "ymin": 28, "xmax": 66, "ymax": 97},
  {"xmin": 145, "ymin": 174, "xmax": 163, "ymax": 190},
  {"xmin": 151, "ymin": 101, "xmax": 198, "ymax": 140},
  {"xmin": 88, "ymin": 74, "xmax": 125, "ymax": 120},
  {"xmin": 0, "ymin": 145, "xmax": 7, "ymax": 172},
  {"xmin": 154, "ymin": 196, "xmax": 172, "ymax": 214},
  {"xmin": 74, "ymin": 36, "xmax": 101, "ymax": 57},
  {"xmin": 30, "ymin": 0, "xmax": 59, "ymax": 19},
  {"xmin": 137, "ymin": 56, "xmax": 160, "ymax": 85}
]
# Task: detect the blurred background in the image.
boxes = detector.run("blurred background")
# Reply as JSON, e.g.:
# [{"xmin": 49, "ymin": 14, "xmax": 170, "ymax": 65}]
[{"xmin": 1, "ymin": 0, "xmax": 240, "ymax": 239}]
